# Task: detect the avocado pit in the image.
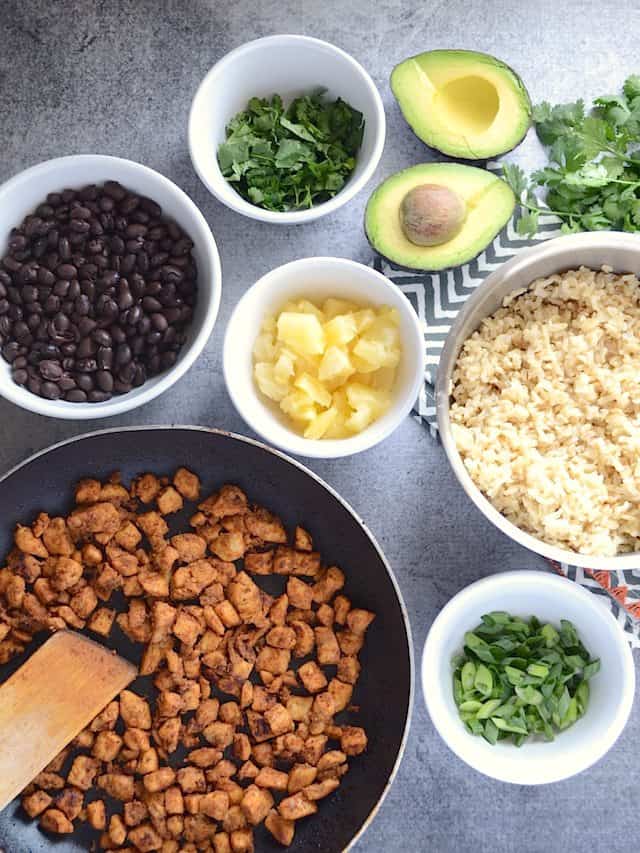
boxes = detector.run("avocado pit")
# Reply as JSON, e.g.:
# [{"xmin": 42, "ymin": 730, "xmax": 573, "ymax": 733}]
[{"xmin": 400, "ymin": 183, "xmax": 467, "ymax": 247}]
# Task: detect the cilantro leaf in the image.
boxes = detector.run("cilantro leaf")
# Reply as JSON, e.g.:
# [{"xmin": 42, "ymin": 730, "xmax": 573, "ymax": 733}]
[
  {"xmin": 508, "ymin": 76, "xmax": 640, "ymax": 236},
  {"xmin": 217, "ymin": 93, "xmax": 364, "ymax": 212}
]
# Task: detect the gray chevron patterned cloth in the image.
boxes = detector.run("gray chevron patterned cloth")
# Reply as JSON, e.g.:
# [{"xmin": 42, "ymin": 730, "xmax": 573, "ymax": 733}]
[{"xmin": 372, "ymin": 207, "xmax": 640, "ymax": 647}]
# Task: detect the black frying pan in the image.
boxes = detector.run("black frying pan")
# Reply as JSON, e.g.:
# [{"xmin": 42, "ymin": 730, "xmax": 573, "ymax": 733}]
[{"xmin": 0, "ymin": 426, "xmax": 413, "ymax": 852}]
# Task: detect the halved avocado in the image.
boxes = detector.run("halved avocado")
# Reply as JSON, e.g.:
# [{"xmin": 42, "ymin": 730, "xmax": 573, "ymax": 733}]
[
  {"xmin": 365, "ymin": 162, "xmax": 515, "ymax": 271},
  {"xmin": 391, "ymin": 49, "xmax": 531, "ymax": 159}
]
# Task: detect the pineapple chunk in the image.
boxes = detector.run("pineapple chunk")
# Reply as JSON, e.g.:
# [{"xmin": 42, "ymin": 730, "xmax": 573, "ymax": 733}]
[
  {"xmin": 318, "ymin": 346, "xmax": 355, "ymax": 385},
  {"xmin": 352, "ymin": 338, "xmax": 400, "ymax": 371},
  {"xmin": 352, "ymin": 308, "xmax": 376, "ymax": 333},
  {"xmin": 253, "ymin": 296, "xmax": 401, "ymax": 441},
  {"xmin": 253, "ymin": 331, "xmax": 277, "ymax": 362},
  {"xmin": 361, "ymin": 316, "xmax": 401, "ymax": 348},
  {"xmin": 323, "ymin": 313, "xmax": 358, "ymax": 347},
  {"xmin": 346, "ymin": 382, "xmax": 392, "ymax": 416},
  {"xmin": 281, "ymin": 390, "xmax": 317, "ymax": 422},
  {"xmin": 304, "ymin": 407, "xmax": 339, "ymax": 439},
  {"xmin": 322, "ymin": 298, "xmax": 359, "ymax": 319},
  {"xmin": 277, "ymin": 312, "xmax": 325, "ymax": 356},
  {"xmin": 294, "ymin": 299, "xmax": 325, "ymax": 320},
  {"xmin": 273, "ymin": 350, "xmax": 296, "ymax": 384},
  {"xmin": 294, "ymin": 373, "xmax": 332, "ymax": 408},
  {"xmin": 345, "ymin": 404, "xmax": 376, "ymax": 433},
  {"xmin": 255, "ymin": 363, "xmax": 290, "ymax": 402},
  {"xmin": 370, "ymin": 366, "xmax": 397, "ymax": 392}
]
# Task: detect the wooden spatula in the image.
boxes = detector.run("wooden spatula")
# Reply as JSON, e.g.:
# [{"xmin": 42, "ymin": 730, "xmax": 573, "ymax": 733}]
[{"xmin": 0, "ymin": 630, "xmax": 137, "ymax": 812}]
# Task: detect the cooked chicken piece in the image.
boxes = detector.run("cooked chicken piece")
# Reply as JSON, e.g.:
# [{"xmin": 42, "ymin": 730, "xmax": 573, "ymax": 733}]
[
  {"xmin": 278, "ymin": 792, "xmax": 317, "ymax": 821},
  {"xmin": 157, "ymin": 486, "xmax": 184, "ymax": 515},
  {"xmin": 120, "ymin": 690, "xmax": 152, "ymax": 729},
  {"xmin": 298, "ymin": 661, "xmax": 327, "ymax": 694},
  {"xmin": 340, "ymin": 725, "xmax": 368, "ymax": 756},
  {"xmin": 67, "ymin": 756, "xmax": 100, "ymax": 791},
  {"xmin": 265, "ymin": 809, "xmax": 295, "ymax": 846},
  {"xmin": 244, "ymin": 551, "xmax": 274, "ymax": 575},
  {"xmin": 86, "ymin": 799, "xmax": 106, "ymax": 830},
  {"xmin": 97, "ymin": 773, "xmax": 134, "ymax": 801},
  {"xmin": 199, "ymin": 485, "xmax": 248, "ymax": 518},
  {"xmin": 22, "ymin": 790, "xmax": 52, "ymax": 818},
  {"xmin": 287, "ymin": 763, "xmax": 318, "ymax": 794},
  {"xmin": 40, "ymin": 807, "xmax": 74, "ymax": 834},
  {"xmin": 314, "ymin": 626, "xmax": 340, "ymax": 665},
  {"xmin": 173, "ymin": 468, "xmax": 201, "ymax": 501}
]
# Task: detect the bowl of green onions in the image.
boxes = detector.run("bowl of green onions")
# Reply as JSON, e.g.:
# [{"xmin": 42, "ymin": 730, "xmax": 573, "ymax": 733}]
[{"xmin": 421, "ymin": 571, "xmax": 634, "ymax": 784}]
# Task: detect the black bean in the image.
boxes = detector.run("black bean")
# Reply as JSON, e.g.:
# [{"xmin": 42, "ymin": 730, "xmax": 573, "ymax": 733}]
[
  {"xmin": 56, "ymin": 263, "xmax": 77, "ymax": 279},
  {"xmin": 92, "ymin": 328, "xmax": 112, "ymax": 347},
  {"xmin": 126, "ymin": 305, "xmax": 141, "ymax": 326},
  {"xmin": 87, "ymin": 389, "xmax": 111, "ymax": 402},
  {"xmin": 120, "ymin": 196, "xmax": 140, "ymax": 214},
  {"xmin": 65, "ymin": 388, "xmax": 86, "ymax": 401},
  {"xmin": 76, "ymin": 358, "xmax": 97, "ymax": 373},
  {"xmin": 142, "ymin": 296, "xmax": 162, "ymax": 313},
  {"xmin": 27, "ymin": 376, "xmax": 42, "ymax": 395},
  {"xmin": 115, "ymin": 343, "xmax": 131, "ymax": 366},
  {"xmin": 95, "ymin": 369, "xmax": 114, "ymax": 392},
  {"xmin": 44, "ymin": 294, "xmax": 61, "ymax": 315},
  {"xmin": 13, "ymin": 320, "xmax": 30, "ymax": 342},
  {"xmin": 22, "ymin": 285, "xmax": 38, "ymax": 303},
  {"xmin": 77, "ymin": 317, "xmax": 97, "ymax": 337},
  {"xmin": 12, "ymin": 367, "xmax": 28, "ymax": 386},
  {"xmin": 39, "ymin": 359, "xmax": 63, "ymax": 381},
  {"xmin": 77, "ymin": 337, "xmax": 96, "ymax": 358},
  {"xmin": 58, "ymin": 374, "xmax": 76, "ymax": 392},
  {"xmin": 110, "ymin": 325, "xmax": 126, "ymax": 344},
  {"xmin": 40, "ymin": 381, "xmax": 62, "ymax": 400},
  {"xmin": 58, "ymin": 237, "xmax": 71, "ymax": 260},
  {"xmin": 118, "ymin": 361, "xmax": 137, "ymax": 383},
  {"xmin": 97, "ymin": 346, "xmax": 113, "ymax": 370}
]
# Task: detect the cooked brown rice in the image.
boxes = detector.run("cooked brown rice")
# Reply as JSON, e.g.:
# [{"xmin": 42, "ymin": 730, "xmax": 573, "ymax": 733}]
[{"xmin": 450, "ymin": 265, "xmax": 640, "ymax": 556}]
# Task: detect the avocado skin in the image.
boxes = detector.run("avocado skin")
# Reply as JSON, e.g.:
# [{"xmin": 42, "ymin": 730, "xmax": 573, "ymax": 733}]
[
  {"xmin": 364, "ymin": 163, "xmax": 515, "ymax": 272},
  {"xmin": 390, "ymin": 49, "xmax": 532, "ymax": 161}
]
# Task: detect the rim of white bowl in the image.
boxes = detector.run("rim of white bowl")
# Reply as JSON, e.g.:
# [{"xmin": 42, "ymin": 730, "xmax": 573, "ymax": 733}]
[
  {"xmin": 222, "ymin": 256, "xmax": 426, "ymax": 458},
  {"xmin": 421, "ymin": 570, "xmax": 636, "ymax": 785},
  {"xmin": 188, "ymin": 34, "xmax": 386, "ymax": 224},
  {"xmin": 0, "ymin": 155, "xmax": 221, "ymax": 419}
]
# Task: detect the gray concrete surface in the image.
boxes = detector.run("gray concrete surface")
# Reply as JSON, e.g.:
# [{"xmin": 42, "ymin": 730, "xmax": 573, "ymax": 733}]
[{"xmin": 0, "ymin": 1, "xmax": 638, "ymax": 850}]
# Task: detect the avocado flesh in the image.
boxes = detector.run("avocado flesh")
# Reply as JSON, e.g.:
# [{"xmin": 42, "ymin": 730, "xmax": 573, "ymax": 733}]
[
  {"xmin": 391, "ymin": 49, "xmax": 531, "ymax": 159},
  {"xmin": 365, "ymin": 163, "xmax": 516, "ymax": 271}
]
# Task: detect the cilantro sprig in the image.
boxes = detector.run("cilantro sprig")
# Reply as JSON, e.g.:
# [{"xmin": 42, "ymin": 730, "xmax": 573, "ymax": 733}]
[
  {"xmin": 217, "ymin": 92, "xmax": 364, "ymax": 212},
  {"xmin": 503, "ymin": 75, "xmax": 640, "ymax": 236},
  {"xmin": 453, "ymin": 612, "xmax": 600, "ymax": 746}
]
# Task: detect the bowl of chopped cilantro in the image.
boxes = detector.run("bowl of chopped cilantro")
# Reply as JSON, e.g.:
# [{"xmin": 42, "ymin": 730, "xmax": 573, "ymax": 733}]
[
  {"xmin": 421, "ymin": 571, "xmax": 634, "ymax": 784},
  {"xmin": 189, "ymin": 35, "xmax": 385, "ymax": 223}
]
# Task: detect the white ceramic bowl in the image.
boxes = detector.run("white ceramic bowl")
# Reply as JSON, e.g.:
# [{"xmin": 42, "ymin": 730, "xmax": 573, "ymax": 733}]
[
  {"xmin": 0, "ymin": 155, "xmax": 221, "ymax": 419},
  {"xmin": 223, "ymin": 256, "xmax": 425, "ymax": 458},
  {"xmin": 189, "ymin": 35, "xmax": 385, "ymax": 224},
  {"xmin": 422, "ymin": 570, "xmax": 635, "ymax": 785},
  {"xmin": 437, "ymin": 231, "xmax": 640, "ymax": 570}
]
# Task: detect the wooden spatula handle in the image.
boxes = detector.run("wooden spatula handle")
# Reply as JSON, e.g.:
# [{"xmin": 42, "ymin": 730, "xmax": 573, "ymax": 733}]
[{"xmin": 0, "ymin": 630, "xmax": 136, "ymax": 812}]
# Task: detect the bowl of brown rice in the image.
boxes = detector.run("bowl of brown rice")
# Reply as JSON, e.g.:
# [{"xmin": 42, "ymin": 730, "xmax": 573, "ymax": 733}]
[{"xmin": 437, "ymin": 231, "xmax": 640, "ymax": 569}]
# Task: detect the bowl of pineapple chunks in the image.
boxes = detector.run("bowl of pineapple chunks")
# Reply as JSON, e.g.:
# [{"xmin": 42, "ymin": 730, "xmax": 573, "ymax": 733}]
[{"xmin": 223, "ymin": 256, "xmax": 425, "ymax": 457}]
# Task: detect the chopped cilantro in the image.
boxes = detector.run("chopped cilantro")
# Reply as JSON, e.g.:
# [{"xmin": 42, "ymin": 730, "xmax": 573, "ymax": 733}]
[{"xmin": 217, "ymin": 92, "xmax": 364, "ymax": 212}]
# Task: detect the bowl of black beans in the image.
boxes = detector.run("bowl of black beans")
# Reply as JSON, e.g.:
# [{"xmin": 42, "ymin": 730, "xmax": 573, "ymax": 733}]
[{"xmin": 0, "ymin": 154, "xmax": 221, "ymax": 417}]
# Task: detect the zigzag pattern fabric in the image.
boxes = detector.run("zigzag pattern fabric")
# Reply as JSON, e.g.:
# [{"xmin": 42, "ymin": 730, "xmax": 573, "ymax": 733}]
[{"xmin": 372, "ymin": 199, "xmax": 640, "ymax": 647}]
